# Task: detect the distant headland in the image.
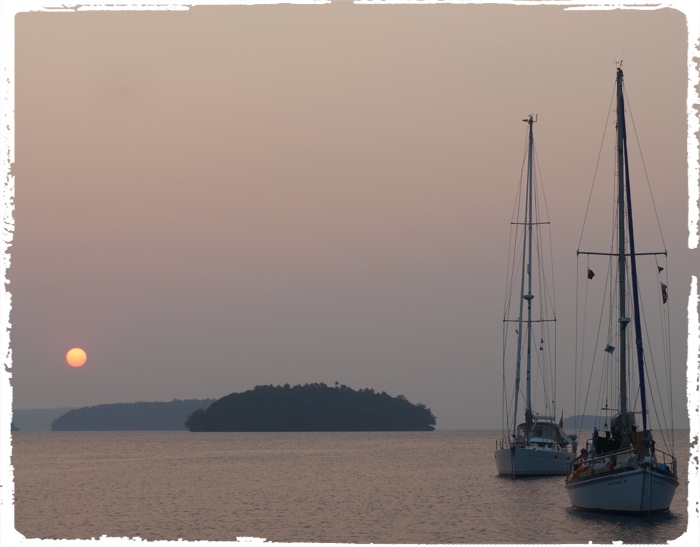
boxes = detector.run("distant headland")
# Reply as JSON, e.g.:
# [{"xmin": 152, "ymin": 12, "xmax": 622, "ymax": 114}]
[
  {"xmin": 185, "ymin": 383, "xmax": 437, "ymax": 432},
  {"xmin": 11, "ymin": 401, "xmax": 613, "ymax": 432},
  {"xmin": 50, "ymin": 399, "xmax": 215, "ymax": 431}
]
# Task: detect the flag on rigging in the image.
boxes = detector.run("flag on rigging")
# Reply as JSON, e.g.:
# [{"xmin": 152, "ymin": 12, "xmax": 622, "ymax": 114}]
[
  {"xmin": 658, "ymin": 266, "xmax": 664, "ymax": 273},
  {"xmin": 587, "ymin": 269, "xmax": 595, "ymax": 280},
  {"xmin": 661, "ymin": 282, "xmax": 668, "ymax": 304},
  {"xmin": 604, "ymin": 344, "xmax": 615, "ymax": 354}
]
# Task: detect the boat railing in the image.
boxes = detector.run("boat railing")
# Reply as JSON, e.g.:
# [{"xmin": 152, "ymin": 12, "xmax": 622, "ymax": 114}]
[
  {"xmin": 567, "ymin": 443, "xmax": 677, "ymax": 481},
  {"xmin": 654, "ymin": 447, "xmax": 678, "ymax": 476},
  {"xmin": 497, "ymin": 434, "xmax": 573, "ymax": 452}
]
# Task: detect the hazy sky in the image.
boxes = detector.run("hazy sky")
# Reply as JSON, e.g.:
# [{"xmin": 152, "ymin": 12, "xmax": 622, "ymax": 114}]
[{"xmin": 2, "ymin": 0, "xmax": 698, "ymax": 430}]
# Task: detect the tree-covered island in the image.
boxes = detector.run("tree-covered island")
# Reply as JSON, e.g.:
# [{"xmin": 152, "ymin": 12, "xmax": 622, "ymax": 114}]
[{"xmin": 185, "ymin": 383, "xmax": 437, "ymax": 432}]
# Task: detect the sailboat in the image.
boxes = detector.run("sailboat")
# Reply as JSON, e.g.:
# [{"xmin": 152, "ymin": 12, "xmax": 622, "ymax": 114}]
[
  {"xmin": 494, "ymin": 115, "xmax": 576, "ymax": 476},
  {"xmin": 565, "ymin": 67, "xmax": 678, "ymax": 514}
]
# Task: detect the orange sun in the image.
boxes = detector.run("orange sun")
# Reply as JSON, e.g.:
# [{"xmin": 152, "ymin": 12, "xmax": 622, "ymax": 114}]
[{"xmin": 66, "ymin": 347, "xmax": 87, "ymax": 368}]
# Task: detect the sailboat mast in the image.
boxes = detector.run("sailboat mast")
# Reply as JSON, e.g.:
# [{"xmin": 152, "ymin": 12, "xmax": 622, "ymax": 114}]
[
  {"xmin": 525, "ymin": 115, "xmax": 535, "ymax": 420},
  {"xmin": 615, "ymin": 68, "xmax": 629, "ymax": 430},
  {"xmin": 620, "ymin": 70, "xmax": 650, "ymax": 435},
  {"xmin": 511, "ymin": 116, "xmax": 535, "ymax": 435}
]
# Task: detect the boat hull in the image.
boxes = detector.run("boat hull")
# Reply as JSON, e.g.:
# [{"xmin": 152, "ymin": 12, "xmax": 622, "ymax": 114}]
[
  {"xmin": 566, "ymin": 466, "xmax": 678, "ymax": 515},
  {"xmin": 495, "ymin": 446, "xmax": 573, "ymax": 476}
]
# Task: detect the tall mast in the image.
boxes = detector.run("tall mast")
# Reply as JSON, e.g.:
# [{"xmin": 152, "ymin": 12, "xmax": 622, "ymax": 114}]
[
  {"xmin": 511, "ymin": 116, "xmax": 535, "ymax": 434},
  {"xmin": 524, "ymin": 115, "xmax": 535, "ymax": 422},
  {"xmin": 615, "ymin": 68, "xmax": 629, "ymax": 431},
  {"xmin": 620, "ymin": 71, "xmax": 650, "ymax": 435}
]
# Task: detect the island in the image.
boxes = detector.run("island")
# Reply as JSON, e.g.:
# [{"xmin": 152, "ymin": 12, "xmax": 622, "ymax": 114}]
[
  {"xmin": 51, "ymin": 399, "xmax": 215, "ymax": 431},
  {"xmin": 185, "ymin": 383, "xmax": 437, "ymax": 432}
]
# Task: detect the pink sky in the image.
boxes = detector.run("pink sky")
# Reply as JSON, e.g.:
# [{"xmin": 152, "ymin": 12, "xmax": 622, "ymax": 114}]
[{"xmin": 2, "ymin": 1, "xmax": 697, "ymax": 430}]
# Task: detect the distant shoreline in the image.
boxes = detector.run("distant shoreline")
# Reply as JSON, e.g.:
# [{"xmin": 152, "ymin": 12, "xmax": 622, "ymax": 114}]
[{"xmin": 11, "ymin": 407, "xmax": 690, "ymax": 433}]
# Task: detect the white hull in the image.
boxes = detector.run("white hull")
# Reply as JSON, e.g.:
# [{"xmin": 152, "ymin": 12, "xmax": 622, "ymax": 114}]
[
  {"xmin": 566, "ymin": 466, "xmax": 678, "ymax": 515},
  {"xmin": 495, "ymin": 445, "xmax": 573, "ymax": 476},
  {"xmin": 566, "ymin": 68, "xmax": 678, "ymax": 517}
]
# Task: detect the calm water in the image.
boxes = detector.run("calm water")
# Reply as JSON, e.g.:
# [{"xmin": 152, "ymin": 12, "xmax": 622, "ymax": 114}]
[{"xmin": 11, "ymin": 430, "xmax": 691, "ymax": 544}]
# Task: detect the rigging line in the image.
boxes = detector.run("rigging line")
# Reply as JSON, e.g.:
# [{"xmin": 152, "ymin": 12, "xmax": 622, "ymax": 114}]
[
  {"xmin": 501, "ymin": 349, "xmax": 510, "ymax": 435},
  {"xmin": 577, "ymin": 78, "xmax": 617, "ymax": 252},
  {"xmin": 639, "ymin": 467, "xmax": 648, "ymax": 515},
  {"xmin": 503, "ymin": 152, "xmax": 527, "ymax": 321},
  {"xmin": 539, "ymin": 232, "xmax": 557, "ymax": 327},
  {"xmin": 623, "ymin": 85, "xmax": 668, "ymax": 252},
  {"xmin": 575, "ymin": 255, "xmax": 589, "ymax": 434},
  {"xmin": 504, "ymin": 206, "xmax": 524, "ymax": 323},
  {"xmin": 508, "ymin": 122, "xmax": 530, "ymax": 235},
  {"xmin": 502, "ymin": 290, "xmax": 519, "ymax": 430},
  {"xmin": 582, "ymin": 191, "xmax": 619, "ymax": 427},
  {"xmin": 514, "ymin": 120, "xmax": 536, "ymax": 427},
  {"xmin": 531, "ymin": 167, "xmax": 558, "ymax": 405},
  {"xmin": 502, "ymin": 146, "xmax": 530, "ymax": 438},
  {"xmin": 533, "ymin": 138, "xmax": 556, "ymax": 308},
  {"xmin": 597, "ymin": 254, "xmax": 618, "ymax": 425},
  {"xmin": 553, "ymin": 320, "xmax": 559, "ymax": 419},
  {"xmin": 575, "ymin": 255, "xmax": 585, "ymax": 432},
  {"xmin": 533, "ymin": 224, "xmax": 556, "ymax": 410},
  {"xmin": 637, "ymin": 280, "xmax": 663, "ymax": 432},
  {"xmin": 533, "ymin": 327, "xmax": 552, "ymax": 414},
  {"xmin": 502, "ymin": 259, "xmax": 517, "ymax": 435},
  {"xmin": 640, "ymin": 264, "xmax": 674, "ymax": 451},
  {"xmin": 653, "ymin": 257, "xmax": 674, "ymax": 452},
  {"xmin": 536, "ymin": 278, "xmax": 553, "ymax": 408},
  {"xmin": 531, "ymin": 161, "xmax": 557, "ymax": 324},
  {"xmin": 662, "ymin": 262, "xmax": 674, "ymax": 451},
  {"xmin": 610, "ymin": 257, "xmax": 624, "ymax": 415},
  {"xmin": 578, "ymin": 255, "xmax": 608, "ymax": 436},
  {"xmin": 502, "ymin": 320, "xmax": 515, "ymax": 434},
  {"xmin": 622, "ymin": 97, "xmax": 650, "ymax": 433},
  {"xmin": 503, "ymin": 229, "xmax": 518, "ymax": 319}
]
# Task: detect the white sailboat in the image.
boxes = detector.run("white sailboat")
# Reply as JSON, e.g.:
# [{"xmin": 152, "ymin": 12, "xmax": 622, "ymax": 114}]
[
  {"xmin": 565, "ymin": 66, "xmax": 678, "ymax": 515},
  {"xmin": 494, "ymin": 115, "xmax": 576, "ymax": 476}
]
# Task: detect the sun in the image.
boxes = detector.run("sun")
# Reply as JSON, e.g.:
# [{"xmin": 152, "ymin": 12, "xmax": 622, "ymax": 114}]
[{"xmin": 66, "ymin": 347, "xmax": 87, "ymax": 368}]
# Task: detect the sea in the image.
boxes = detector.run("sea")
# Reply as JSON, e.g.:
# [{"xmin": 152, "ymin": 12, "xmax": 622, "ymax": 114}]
[{"xmin": 9, "ymin": 430, "xmax": 694, "ymax": 544}]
